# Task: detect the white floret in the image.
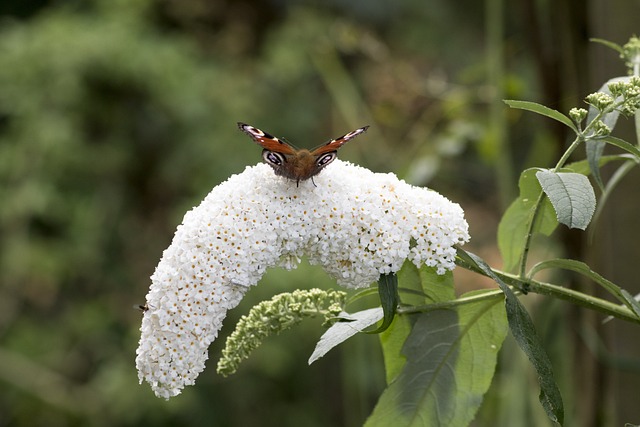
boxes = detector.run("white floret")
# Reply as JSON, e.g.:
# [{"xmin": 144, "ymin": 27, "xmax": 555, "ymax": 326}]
[{"xmin": 136, "ymin": 160, "xmax": 469, "ymax": 398}]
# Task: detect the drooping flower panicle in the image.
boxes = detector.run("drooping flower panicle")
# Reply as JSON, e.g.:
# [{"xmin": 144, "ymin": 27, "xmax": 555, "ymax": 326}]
[
  {"xmin": 216, "ymin": 288, "xmax": 347, "ymax": 377},
  {"xmin": 136, "ymin": 160, "xmax": 469, "ymax": 398}
]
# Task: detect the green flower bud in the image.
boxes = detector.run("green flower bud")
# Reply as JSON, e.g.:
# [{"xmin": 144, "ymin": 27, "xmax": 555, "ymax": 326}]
[
  {"xmin": 216, "ymin": 289, "xmax": 347, "ymax": 377},
  {"xmin": 569, "ymin": 108, "xmax": 588, "ymax": 124},
  {"xmin": 585, "ymin": 92, "xmax": 615, "ymax": 111},
  {"xmin": 621, "ymin": 36, "xmax": 640, "ymax": 71}
]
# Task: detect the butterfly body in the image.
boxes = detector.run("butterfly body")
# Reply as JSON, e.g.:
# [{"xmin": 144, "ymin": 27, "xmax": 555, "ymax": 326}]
[
  {"xmin": 270, "ymin": 148, "xmax": 317, "ymax": 181},
  {"xmin": 238, "ymin": 122, "xmax": 369, "ymax": 185}
]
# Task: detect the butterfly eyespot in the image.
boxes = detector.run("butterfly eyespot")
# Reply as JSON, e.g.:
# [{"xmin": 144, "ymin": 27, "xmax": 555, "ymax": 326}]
[
  {"xmin": 316, "ymin": 152, "xmax": 336, "ymax": 167},
  {"xmin": 263, "ymin": 150, "xmax": 285, "ymax": 166}
]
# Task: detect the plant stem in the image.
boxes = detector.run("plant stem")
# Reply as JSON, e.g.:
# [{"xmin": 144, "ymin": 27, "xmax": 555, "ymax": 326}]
[
  {"xmin": 457, "ymin": 256, "xmax": 640, "ymax": 324},
  {"xmin": 516, "ymin": 96, "xmax": 633, "ymax": 280},
  {"xmin": 397, "ymin": 288, "xmax": 505, "ymax": 314},
  {"xmin": 518, "ymin": 190, "xmax": 546, "ymax": 278},
  {"xmin": 553, "ymin": 134, "xmax": 583, "ymax": 170},
  {"xmin": 518, "ymin": 124, "xmax": 599, "ymax": 277},
  {"xmin": 518, "ymin": 132, "xmax": 585, "ymax": 278}
]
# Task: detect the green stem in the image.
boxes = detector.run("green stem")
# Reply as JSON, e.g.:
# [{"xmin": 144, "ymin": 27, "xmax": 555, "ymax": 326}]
[
  {"xmin": 457, "ymin": 257, "xmax": 640, "ymax": 324},
  {"xmin": 518, "ymin": 125, "xmax": 597, "ymax": 277},
  {"xmin": 397, "ymin": 288, "xmax": 505, "ymax": 314},
  {"xmin": 553, "ymin": 135, "xmax": 583, "ymax": 170},
  {"xmin": 518, "ymin": 133, "xmax": 585, "ymax": 278},
  {"xmin": 517, "ymin": 96, "xmax": 633, "ymax": 279},
  {"xmin": 518, "ymin": 190, "xmax": 546, "ymax": 278}
]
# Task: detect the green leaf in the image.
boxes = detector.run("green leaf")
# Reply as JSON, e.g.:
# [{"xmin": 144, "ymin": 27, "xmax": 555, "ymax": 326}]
[
  {"xmin": 504, "ymin": 100, "xmax": 577, "ymax": 132},
  {"xmin": 308, "ymin": 308, "xmax": 384, "ymax": 364},
  {"xmin": 596, "ymin": 135, "xmax": 640, "ymax": 158},
  {"xmin": 535, "ymin": 170, "xmax": 596, "ymax": 230},
  {"xmin": 367, "ymin": 273, "xmax": 399, "ymax": 334},
  {"xmin": 419, "ymin": 264, "xmax": 456, "ymax": 302},
  {"xmin": 379, "ymin": 315, "xmax": 412, "ymax": 385},
  {"xmin": 456, "ymin": 249, "xmax": 565, "ymax": 425},
  {"xmin": 620, "ymin": 290, "xmax": 640, "ymax": 319},
  {"xmin": 497, "ymin": 168, "xmax": 558, "ymax": 272},
  {"xmin": 585, "ymin": 138, "xmax": 608, "ymax": 191},
  {"xmin": 589, "ymin": 38, "xmax": 623, "ymax": 54},
  {"xmin": 365, "ymin": 292, "xmax": 507, "ymax": 427},
  {"xmin": 565, "ymin": 154, "xmax": 635, "ymax": 175},
  {"xmin": 397, "ymin": 260, "xmax": 429, "ymax": 305},
  {"xmin": 528, "ymin": 259, "xmax": 640, "ymax": 319},
  {"xmin": 380, "ymin": 263, "xmax": 454, "ymax": 384}
]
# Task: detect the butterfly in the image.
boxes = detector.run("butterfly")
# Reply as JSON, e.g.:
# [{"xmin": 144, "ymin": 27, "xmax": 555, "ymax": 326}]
[{"xmin": 238, "ymin": 122, "xmax": 369, "ymax": 185}]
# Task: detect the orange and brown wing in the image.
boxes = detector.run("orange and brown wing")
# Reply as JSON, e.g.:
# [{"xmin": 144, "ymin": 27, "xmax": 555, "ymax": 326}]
[
  {"xmin": 237, "ymin": 122, "xmax": 297, "ymax": 155},
  {"xmin": 310, "ymin": 125, "xmax": 370, "ymax": 156}
]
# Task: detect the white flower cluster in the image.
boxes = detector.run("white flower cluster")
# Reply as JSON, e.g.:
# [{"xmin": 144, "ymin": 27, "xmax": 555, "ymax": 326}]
[{"xmin": 136, "ymin": 160, "xmax": 469, "ymax": 399}]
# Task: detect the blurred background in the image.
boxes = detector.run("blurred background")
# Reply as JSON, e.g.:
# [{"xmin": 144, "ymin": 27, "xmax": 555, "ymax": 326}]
[{"xmin": 1, "ymin": 0, "xmax": 639, "ymax": 425}]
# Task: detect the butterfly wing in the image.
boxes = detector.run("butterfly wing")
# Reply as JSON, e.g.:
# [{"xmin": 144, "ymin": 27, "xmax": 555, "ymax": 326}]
[
  {"xmin": 310, "ymin": 125, "xmax": 370, "ymax": 156},
  {"xmin": 237, "ymin": 122, "xmax": 297, "ymax": 155},
  {"xmin": 238, "ymin": 122, "xmax": 370, "ymax": 184}
]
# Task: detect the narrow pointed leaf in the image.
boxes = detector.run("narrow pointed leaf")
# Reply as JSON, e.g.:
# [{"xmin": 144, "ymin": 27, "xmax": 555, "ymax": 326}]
[
  {"xmin": 596, "ymin": 135, "xmax": 640, "ymax": 159},
  {"xmin": 589, "ymin": 38, "xmax": 623, "ymax": 54},
  {"xmin": 587, "ymin": 133, "xmax": 639, "ymax": 191},
  {"xmin": 367, "ymin": 273, "xmax": 399, "ymax": 334},
  {"xmin": 565, "ymin": 154, "xmax": 635, "ymax": 175},
  {"xmin": 504, "ymin": 100, "xmax": 577, "ymax": 132},
  {"xmin": 456, "ymin": 248, "xmax": 564, "ymax": 425},
  {"xmin": 528, "ymin": 259, "xmax": 640, "ymax": 319},
  {"xmin": 536, "ymin": 170, "xmax": 596, "ymax": 230},
  {"xmin": 586, "ymin": 138, "xmax": 607, "ymax": 190}
]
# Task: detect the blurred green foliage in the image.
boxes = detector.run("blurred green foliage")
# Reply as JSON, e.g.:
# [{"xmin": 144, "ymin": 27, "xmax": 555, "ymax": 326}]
[{"xmin": 1, "ymin": 0, "xmax": 639, "ymax": 426}]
